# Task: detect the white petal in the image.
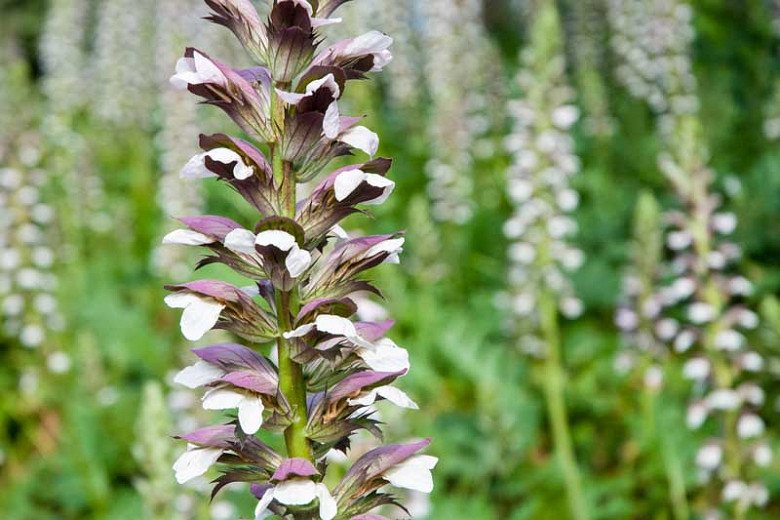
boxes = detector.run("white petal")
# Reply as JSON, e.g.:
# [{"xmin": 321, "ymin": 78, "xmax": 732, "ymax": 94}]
[
  {"xmin": 174, "ymin": 360, "xmax": 225, "ymax": 389},
  {"xmin": 383, "ymin": 455, "xmax": 438, "ymax": 493},
  {"xmin": 339, "ymin": 126, "xmax": 379, "ymax": 157},
  {"xmin": 345, "ymin": 31, "xmax": 393, "ymax": 55},
  {"xmin": 362, "ymin": 174, "xmax": 395, "ymax": 205},
  {"xmin": 273, "ymin": 480, "xmax": 318, "ymax": 506},
  {"xmin": 315, "ymin": 314, "xmax": 357, "ymax": 337},
  {"xmin": 256, "ymin": 230, "xmax": 297, "ymax": 251},
  {"xmin": 238, "ymin": 395, "xmax": 264, "ymax": 434},
  {"xmin": 375, "ymin": 386, "xmax": 418, "ymax": 409},
  {"xmin": 359, "ymin": 338, "xmax": 410, "ymax": 372},
  {"xmin": 315, "ymin": 484, "xmax": 338, "ymax": 520},
  {"xmin": 233, "ymin": 162, "xmax": 254, "ymax": 180},
  {"xmin": 192, "ymin": 51, "xmax": 224, "ymax": 84},
  {"xmin": 283, "ymin": 323, "xmax": 316, "ymax": 338},
  {"xmin": 305, "ymin": 73, "xmax": 340, "ymax": 97},
  {"xmin": 276, "ymin": 88, "xmax": 307, "ymax": 105},
  {"xmin": 164, "ymin": 292, "xmax": 202, "ymax": 309},
  {"xmin": 174, "ymin": 56, "xmax": 195, "ymax": 74},
  {"xmin": 334, "ymin": 169, "xmax": 366, "ymax": 201},
  {"xmin": 348, "ymin": 389, "xmax": 380, "ymax": 407},
  {"xmin": 224, "ymin": 228, "xmax": 258, "ymax": 255},
  {"xmin": 366, "ymin": 237, "xmax": 405, "ymax": 258},
  {"xmin": 180, "ymin": 152, "xmax": 216, "ymax": 179},
  {"xmin": 163, "ymin": 229, "xmax": 214, "ymax": 246},
  {"xmin": 285, "ymin": 246, "xmax": 312, "ymax": 278},
  {"xmin": 202, "ymin": 388, "xmax": 245, "ymax": 410},
  {"xmin": 371, "ymin": 49, "xmax": 393, "ymax": 72},
  {"xmin": 254, "ymin": 488, "xmax": 275, "ymax": 519},
  {"xmin": 311, "ymin": 16, "xmax": 342, "ymax": 28},
  {"xmin": 330, "ymin": 225, "xmax": 349, "ymax": 239},
  {"xmin": 173, "ymin": 447, "xmax": 223, "ymax": 484},
  {"xmin": 323, "ymin": 102, "xmax": 341, "ymax": 139},
  {"xmin": 180, "ymin": 297, "xmax": 225, "ymax": 341}
]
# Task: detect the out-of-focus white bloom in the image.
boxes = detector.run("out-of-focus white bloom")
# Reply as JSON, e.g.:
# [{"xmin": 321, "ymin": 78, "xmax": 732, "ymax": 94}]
[
  {"xmin": 737, "ymin": 414, "xmax": 765, "ymax": 439},
  {"xmin": 683, "ymin": 357, "xmax": 710, "ymax": 381},
  {"xmin": 696, "ymin": 442, "xmax": 722, "ymax": 471}
]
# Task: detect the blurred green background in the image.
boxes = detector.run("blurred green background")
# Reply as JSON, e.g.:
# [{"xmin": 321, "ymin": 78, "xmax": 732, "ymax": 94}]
[{"xmin": 1, "ymin": 0, "xmax": 780, "ymax": 519}]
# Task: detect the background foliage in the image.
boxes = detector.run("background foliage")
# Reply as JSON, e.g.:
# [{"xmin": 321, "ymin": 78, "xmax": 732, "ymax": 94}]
[{"xmin": 1, "ymin": 0, "xmax": 780, "ymax": 518}]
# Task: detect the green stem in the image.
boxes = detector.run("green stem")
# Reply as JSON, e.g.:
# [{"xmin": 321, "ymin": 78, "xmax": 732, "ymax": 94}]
[
  {"xmin": 539, "ymin": 290, "xmax": 590, "ymax": 520},
  {"xmin": 270, "ymin": 82, "xmax": 311, "ymax": 462},
  {"xmin": 276, "ymin": 289, "xmax": 311, "ymax": 461},
  {"xmin": 653, "ymin": 392, "xmax": 689, "ymax": 520}
]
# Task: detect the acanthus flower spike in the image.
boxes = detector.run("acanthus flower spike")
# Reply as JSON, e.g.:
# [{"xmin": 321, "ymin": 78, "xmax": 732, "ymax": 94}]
[{"xmin": 163, "ymin": 1, "xmax": 432, "ymax": 518}]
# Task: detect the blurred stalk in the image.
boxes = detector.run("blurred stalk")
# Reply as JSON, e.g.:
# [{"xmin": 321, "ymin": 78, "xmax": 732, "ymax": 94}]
[
  {"xmin": 539, "ymin": 289, "xmax": 590, "ymax": 520},
  {"xmin": 653, "ymin": 390, "xmax": 690, "ymax": 520}
]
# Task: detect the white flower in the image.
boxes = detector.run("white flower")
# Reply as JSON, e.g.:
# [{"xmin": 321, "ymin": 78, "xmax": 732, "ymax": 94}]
[
  {"xmin": 707, "ymin": 389, "xmax": 741, "ymax": 410},
  {"xmin": 712, "ymin": 212, "xmax": 737, "ymax": 235},
  {"xmin": 551, "ymin": 105, "xmax": 580, "ymax": 130},
  {"xmin": 674, "ymin": 329, "xmax": 696, "ymax": 352},
  {"xmin": 333, "ymin": 169, "xmax": 395, "ymax": 205},
  {"xmin": 348, "ymin": 385, "xmax": 418, "ymax": 409},
  {"xmin": 655, "ymin": 318, "xmax": 679, "ymax": 340},
  {"xmin": 643, "ymin": 366, "xmax": 663, "ymax": 390},
  {"xmin": 740, "ymin": 351, "xmax": 764, "ymax": 372},
  {"xmin": 383, "ymin": 455, "xmax": 438, "ymax": 493},
  {"xmin": 737, "ymin": 414, "xmax": 765, "ymax": 439},
  {"xmin": 695, "ymin": 442, "xmax": 722, "ymax": 470},
  {"xmin": 174, "ymin": 360, "xmax": 226, "ymax": 389},
  {"xmin": 284, "ymin": 314, "xmax": 372, "ymax": 348},
  {"xmin": 255, "ymin": 230, "xmax": 312, "ymax": 278},
  {"xmin": 344, "ymin": 32, "xmax": 393, "ymax": 72},
  {"xmin": 687, "ymin": 302, "xmax": 715, "ymax": 324},
  {"xmin": 671, "ymin": 277, "xmax": 696, "ymax": 300},
  {"xmin": 173, "ymin": 444, "xmax": 224, "ymax": 484},
  {"xmin": 667, "ymin": 230, "xmax": 692, "ymax": 250},
  {"xmin": 714, "ymin": 329, "xmax": 744, "ymax": 351},
  {"xmin": 224, "ymin": 228, "xmax": 260, "ymax": 255},
  {"xmin": 728, "ymin": 276, "xmax": 753, "ymax": 296},
  {"xmin": 687, "ymin": 402, "xmax": 708, "ymax": 429},
  {"xmin": 202, "ymin": 388, "xmax": 264, "ymax": 434},
  {"xmin": 164, "ymin": 292, "xmax": 225, "ymax": 341},
  {"xmin": 357, "ymin": 337, "xmax": 410, "ymax": 372},
  {"xmin": 615, "ymin": 309, "xmax": 638, "ymax": 331},
  {"xmin": 683, "ymin": 358, "xmax": 710, "ymax": 381},
  {"xmin": 722, "ymin": 480, "xmax": 748, "ymax": 503},
  {"xmin": 163, "ymin": 229, "xmax": 215, "ymax": 246},
  {"xmin": 366, "ymin": 237, "xmax": 405, "ymax": 264},
  {"xmin": 180, "ymin": 148, "xmax": 254, "ymax": 180},
  {"xmin": 746, "ymin": 482, "xmax": 769, "ymax": 507},
  {"xmin": 338, "ymin": 126, "xmax": 379, "ymax": 157},
  {"xmin": 737, "ymin": 383, "xmax": 765, "ymax": 406},
  {"xmin": 255, "ymin": 480, "xmax": 337, "ymax": 520},
  {"xmin": 737, "ymin": 310, "xmax": 759, "ymax": 329},
  {"xmin": 170, "ymin": 51, "xmax": 225, "ymax": 89},
  {"xmin": 753, "ymin": 443, "xmax": 772, "ymax": 467},
  {"xmin": 560, "ymin": 297, "xmax": 583, "ymax": 318}
]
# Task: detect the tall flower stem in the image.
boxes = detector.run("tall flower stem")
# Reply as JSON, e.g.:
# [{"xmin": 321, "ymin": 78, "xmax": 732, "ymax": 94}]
[
  {"xmin": 651, "ymin": 390, "xmax": 690, "ymax": 520},
  {"xmin": 275, "ymin": 288, "xmax": 311, "ymax": 462},
  {"xmin": 539, "ymin": 289, "xmax": 589, "ymax": 520}
]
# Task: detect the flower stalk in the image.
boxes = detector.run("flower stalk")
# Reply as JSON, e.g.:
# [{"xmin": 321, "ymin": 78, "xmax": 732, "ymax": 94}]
[
  {"xmin": 161, "ymin": 2, "xmax": 435, "ymax": 518},
  {"xmin": 504, "ymin": 2, "xmax": 589, "ymax": 518}
]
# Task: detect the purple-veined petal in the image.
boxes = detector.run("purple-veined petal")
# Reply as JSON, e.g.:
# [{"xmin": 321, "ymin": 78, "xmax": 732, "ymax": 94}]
[{"xmin": 272, "ymin": 458, "xmax": 320, "ymax": 481}]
